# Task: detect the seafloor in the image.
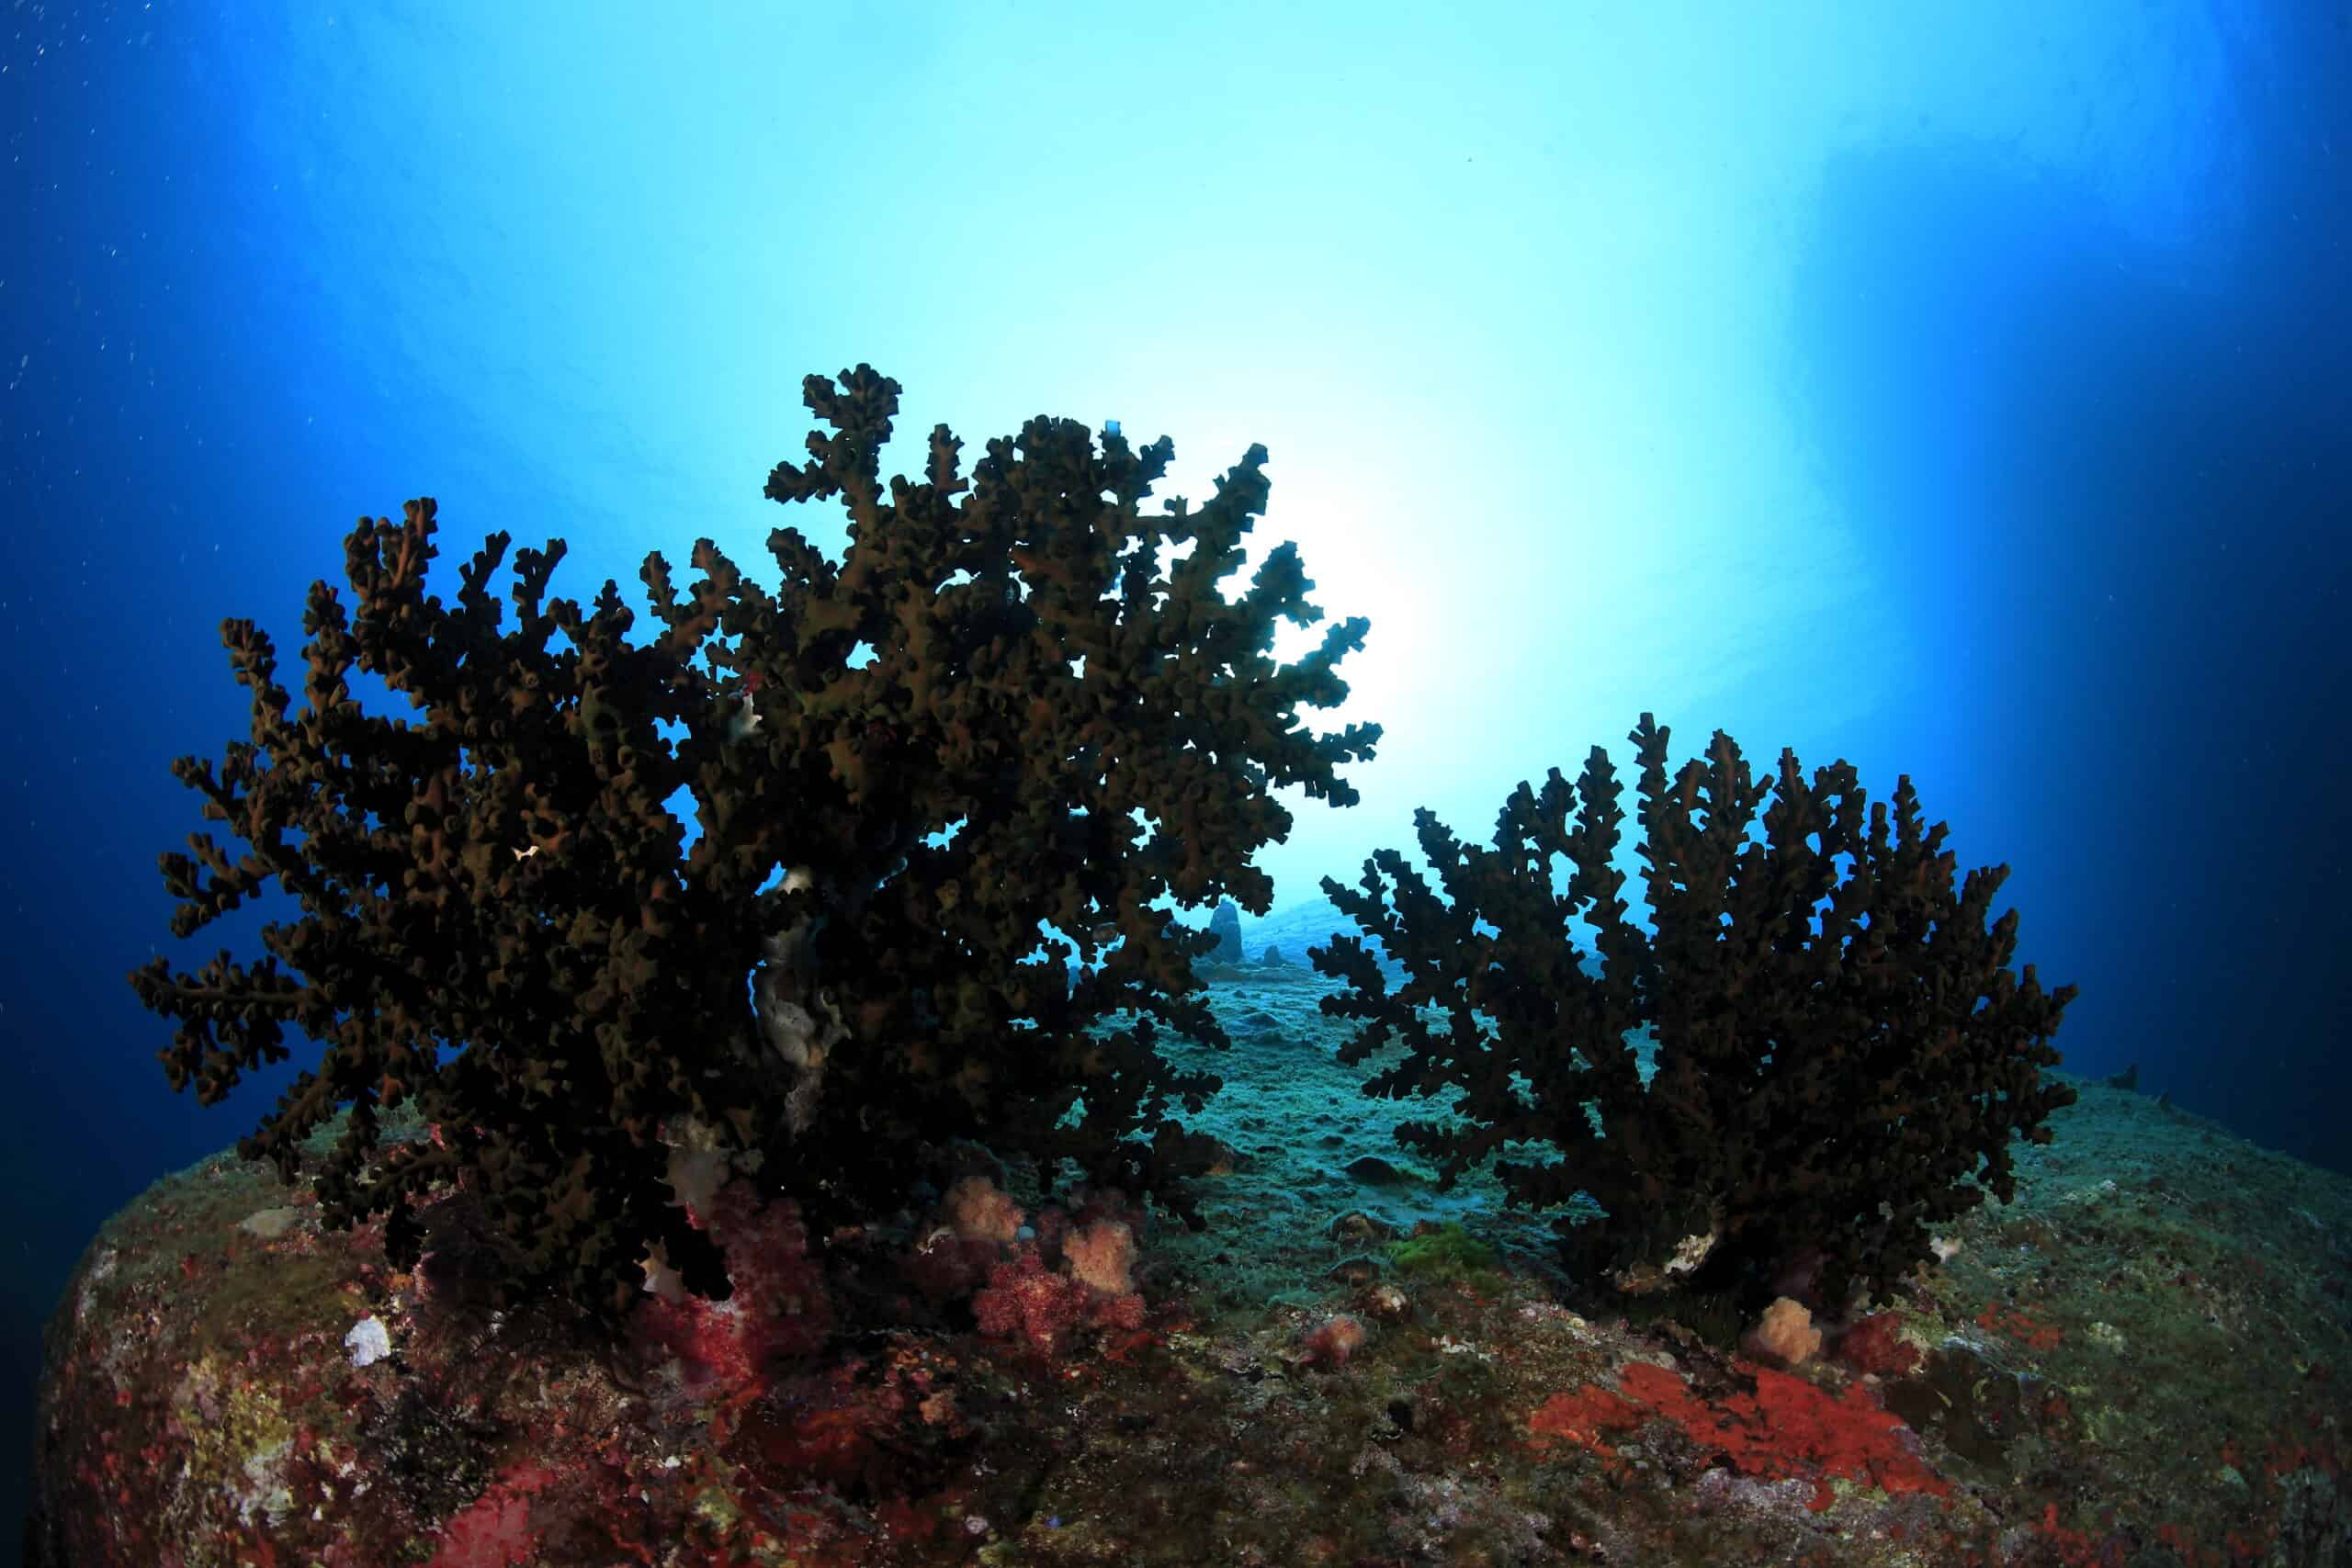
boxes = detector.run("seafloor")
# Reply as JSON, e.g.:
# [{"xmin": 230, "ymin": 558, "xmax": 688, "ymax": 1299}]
[{"xmin": 28, "ymin": 961, "xmax": 2352, "ymax": 1565}]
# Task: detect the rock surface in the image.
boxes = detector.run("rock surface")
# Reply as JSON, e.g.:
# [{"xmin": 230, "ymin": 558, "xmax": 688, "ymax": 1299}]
[
  {"xmin": 1211, "ymin": 892, "xmax": 1408, "ymax": 984},
  {"xmin": 30, "ymin": 972, "xmax": 2352, "ymax": 1566},
  {"xmin": 1207, "ymin": 900, "xmax": 1245, "ymax": 965}
]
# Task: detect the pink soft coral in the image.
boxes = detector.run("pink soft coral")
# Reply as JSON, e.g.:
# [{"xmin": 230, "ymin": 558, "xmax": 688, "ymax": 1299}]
[
  {"xmin": 971, "ymin": 1244, "xmax": 1146, "ymax": 1356},
  {"xmin": 972, "ymin": 1248, "xmax": 1092, "ymax": 1354},
  {"xmin": 1740, "ymin": 1296, "xmax": 1824, "ymax": 1366},
  {"xmin": 944, "ymin": 1174, "xmax": 1024, "ymax": 1243},
  {"xmin": 625, "ymin": 1176, "xmax": 833, "ymax": 1418},
  {"xmin": 1061, "ymin": 1219, "xmax": 1136, "ymax": 1296},
  {"xmin": 1297, "ymin": 1313, "xmax": 1368, "ymax": 1370}
]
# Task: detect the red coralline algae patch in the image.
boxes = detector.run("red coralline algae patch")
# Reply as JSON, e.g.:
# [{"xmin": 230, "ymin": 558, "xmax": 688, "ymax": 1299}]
[
  {"xmin": 722, "ymin": 1356, "xmax": 948, "ymax": 1497},
  {"xmin": 1974, "ymin": 1303, "xmax": 2064, "ymax": 1351},
  {"xmin": 1831, "ymin": 1311, "xmax": 1923, "ymax": 1378},
  {"xmin": 1527, "ymin": 1358, "xmax": 1954, "ymax": 1514},
  {"xmin": 424, "ymin": 1460, "xmax": 560, "ymax": 1568}
]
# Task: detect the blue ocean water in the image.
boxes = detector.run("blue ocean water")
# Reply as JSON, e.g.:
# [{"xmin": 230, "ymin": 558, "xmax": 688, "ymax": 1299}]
[{"xmin": 3, "ymin": 4, "xmax": 2345, "ymax": 1556}]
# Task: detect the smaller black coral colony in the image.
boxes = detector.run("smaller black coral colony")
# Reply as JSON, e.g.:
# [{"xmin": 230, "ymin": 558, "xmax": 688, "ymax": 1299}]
[
  {"xmin": 1313, "ymin": 714, "xmax": 2075, "ymax": 1320},
  {"xmin": 130, "ymin": 367, "xmax": 2074, "ymax": 1337}
]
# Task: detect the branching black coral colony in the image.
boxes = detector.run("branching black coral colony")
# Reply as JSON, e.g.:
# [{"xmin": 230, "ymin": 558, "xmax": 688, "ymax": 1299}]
[{"xmin": 130, "ymin": 366, "xmax": 2074, "ymax": 1345}]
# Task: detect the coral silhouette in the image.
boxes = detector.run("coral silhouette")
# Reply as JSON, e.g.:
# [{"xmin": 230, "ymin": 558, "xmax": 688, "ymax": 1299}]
[
  {"xmin": 129, "ymin": 366, "xmax": 1379, "ymax": 1331},
  {"xmin": 1314, "ymin": 712, "xmax": 2076, "ymax": 1314}
]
